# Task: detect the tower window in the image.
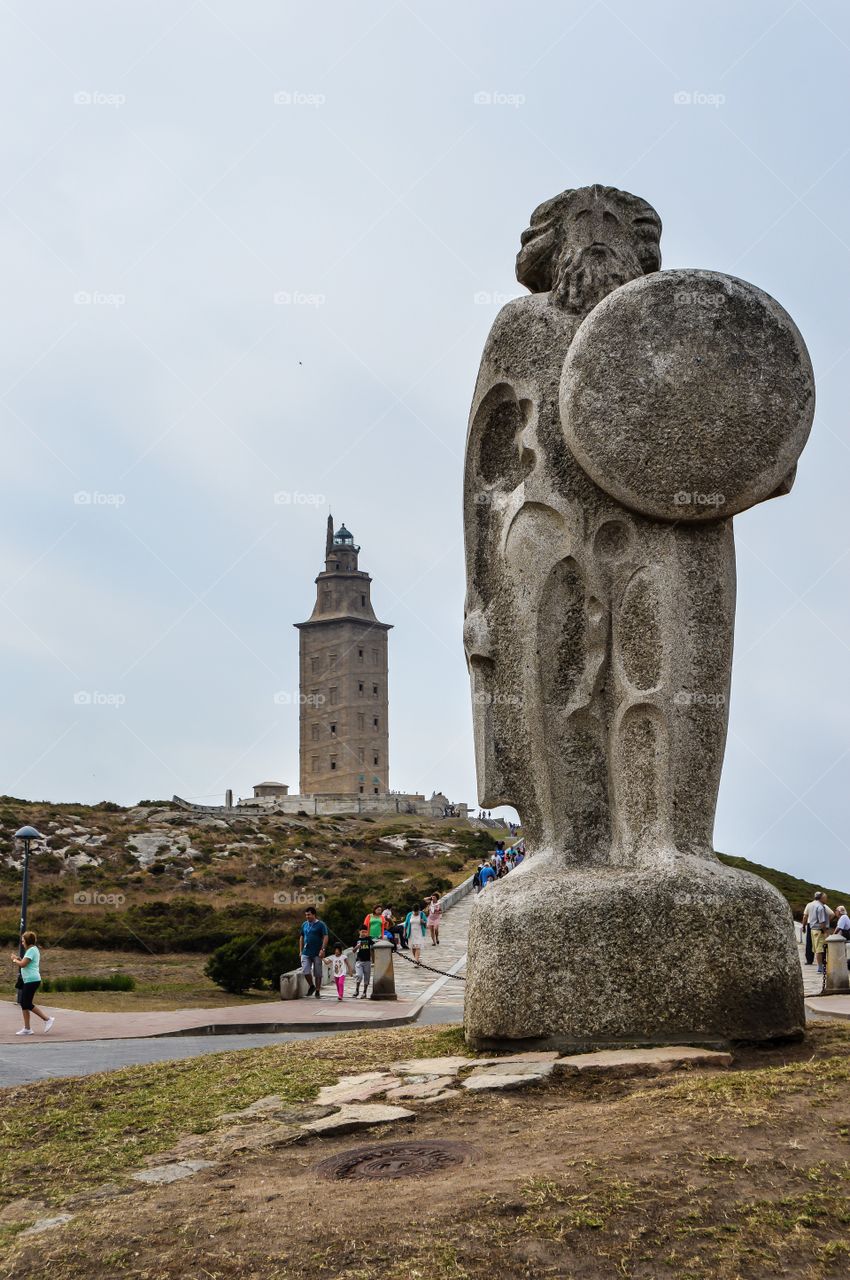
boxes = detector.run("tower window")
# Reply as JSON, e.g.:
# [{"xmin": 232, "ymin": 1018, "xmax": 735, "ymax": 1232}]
[
  {"xmin": 357, "ymin": 713, "xmax": 365, "ymax": 730},
  {"xmin": 372, "ymin": 684, "xmax": 378, "ymax": 697},
  {"xmin": 359, "ymin": 785, "xmax": 364, "ymax": 794},
  {"xmin": 373, "ymin": 753, "xmax": 379, "ymax": 766},
  {"xmin": 358, "ymin": 649, "xmax": 364, "ymax": 661},
  {"xmin": 357, "ymin": 682, "xmax": 364, "ymax": 696},
  {"xmin": 371, "ymin": 649, "xmax": 378, "ymax": 664},
  {"xmin": 329, "ymin": 687, "xmax": 338, "ymax": 705},
  {"xmin": 311, "ymin": 755, "xmax": 319, "ymax": 772},
  {"xmin": 361, "ymin": 594, "xmax": 366, "ymax": 607},
  {"xmin": 330, "ymin": 723, "xmax": 337, "ymax": 735},
  {"xmin": 311, "ymin": 656, "xmax": 321, "ymax": 673},
  {"xmin": 373, "ymin": 717, "xmax": 379, "ymax": 729},
  {"xmin": 311, "ymin": 724, "xmax": 319, "ymax": 742},
  {"xmin": 358, "ymin": 748, "xmax": 365, "ymax": 764},
  {"xmin": 373, "ymin": 787, "xmax": 379, "ymax": 794},
  {"xmin": 330, "ymin": 757, "xmax": 337, "ymax": 771},
  {"xmin": 328, "ymin": 652, "xmax": 337, "ymax": 667}
]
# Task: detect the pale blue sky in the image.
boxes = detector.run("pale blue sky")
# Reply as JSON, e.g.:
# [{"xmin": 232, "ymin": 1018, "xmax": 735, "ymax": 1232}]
[{"xmin": 1, "ymin": 0, "xmax": 848, "ymax": 886}]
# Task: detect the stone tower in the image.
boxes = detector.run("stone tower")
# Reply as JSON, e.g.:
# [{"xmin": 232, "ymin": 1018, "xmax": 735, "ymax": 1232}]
[{"xmin": 295, "ymin": 517, "xmax": 392, "ymax": 797}]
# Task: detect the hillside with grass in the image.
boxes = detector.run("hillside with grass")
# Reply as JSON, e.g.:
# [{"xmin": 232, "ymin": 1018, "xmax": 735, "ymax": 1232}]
[
  {"xmin": 0, "ymin": 796, "xmax": 494, "ymax": 957},
  {"xmin": 716, "ymin": 852, "xmax": 849, "ymax": 918},
  {"xmin": 0, "ymin": 797, "xmax": 842, "ymax": 966}
]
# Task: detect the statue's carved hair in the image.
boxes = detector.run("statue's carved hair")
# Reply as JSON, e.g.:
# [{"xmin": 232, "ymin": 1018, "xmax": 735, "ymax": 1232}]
[{"xmin": 516, "ymin": 185, "xmax": 662, "ymax": 294}]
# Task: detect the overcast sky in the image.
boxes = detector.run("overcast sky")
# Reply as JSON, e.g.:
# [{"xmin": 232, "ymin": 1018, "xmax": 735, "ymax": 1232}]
[{"xmin": 1, "ymin": 0, "xmax": 848, "ymax": 887}]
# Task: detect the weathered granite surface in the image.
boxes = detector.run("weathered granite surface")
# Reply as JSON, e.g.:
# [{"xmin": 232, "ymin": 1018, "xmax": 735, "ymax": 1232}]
[{"xmin": 463, "ymin": 184, "xmax": 812, "ymax": 1049}]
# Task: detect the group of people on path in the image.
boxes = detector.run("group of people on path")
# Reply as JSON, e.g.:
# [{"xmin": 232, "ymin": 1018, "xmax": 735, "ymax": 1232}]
[
  {"xmin": 472, "ymin": 840, "xmax": 525, "ymax": 892},
  {"xmin": 801, "ymin": 891, "xmax": 850, "ymax": 974},
  {"xmin": 298, "ymin": 893, "xmax": 446, "ymax": 1001}
]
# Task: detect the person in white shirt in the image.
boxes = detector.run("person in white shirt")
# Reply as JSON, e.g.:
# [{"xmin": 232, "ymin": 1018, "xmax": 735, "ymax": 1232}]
[
  {"xmin": 331, "ymin": 946, "xmax": 348, "ymax": 1001},
  {"xmin": 802, "ymin": 892, "xmax": 834, "ymax": 974},
  {"xmin": 832, "ymin": 905, "xmax": 850, "ymax": 939}
]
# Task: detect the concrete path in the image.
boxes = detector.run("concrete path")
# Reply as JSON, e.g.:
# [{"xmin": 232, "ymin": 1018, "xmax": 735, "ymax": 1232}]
[{"xmin": 0, "ymin": 992, "xmax": 419, "ymax": 1044}]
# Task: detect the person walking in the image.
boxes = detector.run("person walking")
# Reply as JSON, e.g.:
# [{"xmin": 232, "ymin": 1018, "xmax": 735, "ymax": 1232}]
[
  {"xmin": 10, "ymin": 931, "xmax": 53, "ymax": 1035},
  {"xmin": 479, "ymin": 860, "xmax": 496, "ymax": 890},
  {"xmin": 352, "ymin": 927, "xmax": 374, "ymax": 999},
  {"xmin": 405, "ymin": 905, "xmax": 427, "ymax": 964},
  {"xmin": 363, "ymin": 906, "xmax": 384, "ymax": 939},
  {"xmin": 427, "ymin": 893, "xmax": 443, "ymax": 946},
  {"xmin": 802, "ymin": 892, "xmax": 834, "ymax": 975},
  {"xmin": 299, "ymin": 906, "xmax": 328, "ymax": 998},
  {"xmin": 331, "ymin": 945, "xmax": 347, "ymax": 1001}
]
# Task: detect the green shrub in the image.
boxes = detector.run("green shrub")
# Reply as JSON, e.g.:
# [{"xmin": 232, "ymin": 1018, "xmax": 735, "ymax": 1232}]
[
  {"xmin": 259, "ymin": 937, "xmax": 300, "ymax": 986},
  {"xmin": 204, "ymin": 936, "xmax": 264, "ymax": 994},
  {"xmin": 41, "ymin": 974, "xmax": 135, "ymax": 992}
]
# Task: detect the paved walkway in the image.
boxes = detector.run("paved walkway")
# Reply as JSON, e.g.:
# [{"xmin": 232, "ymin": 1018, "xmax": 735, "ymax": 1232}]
[{"xmin": 0, "ymin": 892, "xmax": 474, "ymax": 1050}]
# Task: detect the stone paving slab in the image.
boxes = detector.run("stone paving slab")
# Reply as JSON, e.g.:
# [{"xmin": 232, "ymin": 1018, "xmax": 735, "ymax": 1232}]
[
  {"xmin": 463, "ymin": 1066, "xmax": 553, "ymax": 1091},
  {"xmin": 315, "ymin": 1073, "xmax": 401, "ymax": 1105},
  {"xmin": 384, "ymin": 1076, "xmax": 456, "ymax": 1101},
  {"xmin": 556, "ymin": 1046, "xmax": 733, "ymax": 1076},
  {"xmin": 20, "ymin": 1214, "xmax": 74, "ymax": 1237},
  {"xmin": 300, "ymin": 1103, "xmax": 415, "ymax": 1136},
  {"xmin": 131, "ymin": 1159, "xmax": 213, "ymax": 1185}
]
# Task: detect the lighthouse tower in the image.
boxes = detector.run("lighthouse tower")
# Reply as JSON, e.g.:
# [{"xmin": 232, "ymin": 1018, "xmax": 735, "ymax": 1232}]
[{"xmin": 295, "ymin": 517, "xmax": 392, "ymax": 796}]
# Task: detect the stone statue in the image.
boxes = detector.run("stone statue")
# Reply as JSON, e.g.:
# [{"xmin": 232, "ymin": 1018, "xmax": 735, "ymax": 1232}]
[{"xmin": 463, "ymin": 184, "xmax": 814, "ymax": 1050}]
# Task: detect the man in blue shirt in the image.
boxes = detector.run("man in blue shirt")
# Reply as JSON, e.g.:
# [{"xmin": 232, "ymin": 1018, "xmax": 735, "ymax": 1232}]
[
  {"xmin": 479, "ymin": 862, "xmax": 496, "ymax": 889},
  {"xmin": 300, "ymin": 906, "xmax": 329, "ymax": 998}
]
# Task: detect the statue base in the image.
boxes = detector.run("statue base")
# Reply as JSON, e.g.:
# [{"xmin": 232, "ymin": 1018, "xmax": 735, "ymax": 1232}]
[{"xmin": 463, "ymin": 851, "xmax": 804, "ymax": 1051}]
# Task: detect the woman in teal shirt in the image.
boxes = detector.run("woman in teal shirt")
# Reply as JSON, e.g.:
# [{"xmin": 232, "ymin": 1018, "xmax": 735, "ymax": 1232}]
[
  {"xmin": 9, "ymin": 930, "xmax": 54, "ymax": 1035},
  {"xmin": 404, "ymin": 906, "xmax": 428, "ymax": 965}
]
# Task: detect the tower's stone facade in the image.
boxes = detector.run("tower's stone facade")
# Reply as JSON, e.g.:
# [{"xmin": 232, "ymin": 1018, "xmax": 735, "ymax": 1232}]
[{"xmin": 295, "ymin": 518, "xmax": 391, "ymax": 797}]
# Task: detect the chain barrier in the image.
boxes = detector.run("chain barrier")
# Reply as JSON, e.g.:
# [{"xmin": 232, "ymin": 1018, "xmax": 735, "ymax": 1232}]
[{"xmin": 394, "ymin": 948, "xmax": 466, "ymax": 980}]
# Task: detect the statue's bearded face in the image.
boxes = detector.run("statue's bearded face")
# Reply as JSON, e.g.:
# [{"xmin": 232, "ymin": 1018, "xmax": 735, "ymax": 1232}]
[{"xmin": 516, "ymin": 185, "xmax": 662, "ymax": 316}]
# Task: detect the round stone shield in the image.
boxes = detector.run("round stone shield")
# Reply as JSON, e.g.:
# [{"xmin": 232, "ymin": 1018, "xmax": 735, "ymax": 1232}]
[{"xmin": 559, "ymin": 269, "xmax": 814, "ymax": 522}]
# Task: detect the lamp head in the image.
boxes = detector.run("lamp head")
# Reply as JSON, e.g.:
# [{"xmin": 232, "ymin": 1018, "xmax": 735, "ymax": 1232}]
[{"xmin": 14, "ymin": 826, "xmax": 42, "ymax": 841}]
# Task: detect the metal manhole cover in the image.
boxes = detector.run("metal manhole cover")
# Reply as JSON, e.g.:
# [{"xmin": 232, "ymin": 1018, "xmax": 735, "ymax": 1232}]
[{"xmin": 316, "ymin": 1140, "xmax": 475, "ymax": 1181}]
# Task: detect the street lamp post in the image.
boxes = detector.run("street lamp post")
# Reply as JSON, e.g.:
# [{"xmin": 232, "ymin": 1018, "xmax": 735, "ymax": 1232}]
[{"xmin": 14, "ymin": 826, "xmax": 42, "ymax": 956}]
